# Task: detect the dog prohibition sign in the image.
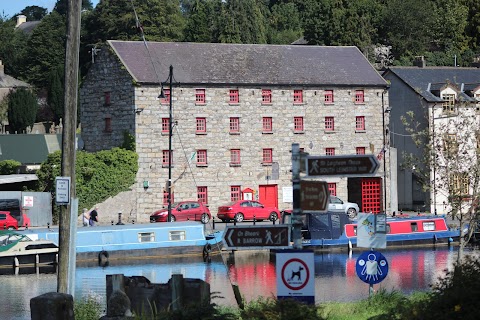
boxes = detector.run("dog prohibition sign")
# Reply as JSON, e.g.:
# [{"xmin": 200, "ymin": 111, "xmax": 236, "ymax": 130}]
[{"xmin": 281, "ymin": 258, "xmax": 310, "ymax": 290}]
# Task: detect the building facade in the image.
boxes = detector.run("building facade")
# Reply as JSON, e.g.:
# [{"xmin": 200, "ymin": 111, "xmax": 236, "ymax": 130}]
[{"xmin": 81, "ymin": 41, "xmax": 389, "ymax": 222}]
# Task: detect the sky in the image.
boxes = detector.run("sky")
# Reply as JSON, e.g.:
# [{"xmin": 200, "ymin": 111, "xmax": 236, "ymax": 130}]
[{"xmin": 1, "ymin": 0, "xmax": 100, "ymax": 19}]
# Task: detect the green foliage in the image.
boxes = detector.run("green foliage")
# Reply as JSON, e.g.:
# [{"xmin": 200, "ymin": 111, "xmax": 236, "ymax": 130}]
[
  {"xmin": 0, "ymin": 160, "xmax": 21, "ymax": 174},
  {"xmin": 47, "ymin": 64, "xmax": 65, "ymax": 124},
  {"xmin": 36, "ymin": 148, "xmax": 138, "ymax": 223},
  {"xmin": 74, "ymin": 294, "xmax": 102, "ymax": 320},
  {"xmin": 267, "ymin": 2, "xmax": 303, "ymax": 44},
  {"xmin": 240, "ymin": 297, "xmax": 324, "ymax": 320},
  {"xmin": 7, "ymin": 88, "xmax": 38, "ymax": 133},
  {"xmin": 0, "ymin": 18, "xmax": 29, "ymax": 80},
  {"xmin": 20, "ymin": 5, "xmax": 48, "ymax": 20},
  {"xmin": 121, "ymin": 130, "xmax": 136, "ymax": 151},
  {"xmin": 183, "ymin": 0, "xmax": 223, "ymax": 43}
]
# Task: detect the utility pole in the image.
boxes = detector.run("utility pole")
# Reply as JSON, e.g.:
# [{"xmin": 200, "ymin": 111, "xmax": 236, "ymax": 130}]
[
  {"xmin": 291, "ymin": 143, "xmax": 303, "ymax": 249},
  {"xmin": 57, "ymin": 0, "xmax": 81, "ymax": 294}
]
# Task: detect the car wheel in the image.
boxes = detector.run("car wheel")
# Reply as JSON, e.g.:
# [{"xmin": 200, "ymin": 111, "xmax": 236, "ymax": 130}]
[
  {"xmin": 235, "ymin": 213, "xmax": 244, "ymax": 222},
  {"xmin": 169, "ymin": 215, "xmax": 176, "ymax": 222},
  {"xmin": 7, "ymin": 227, "xmax": 14, "ymax": 230},
  {"xmin": 269, "ymin": 212, "xmax": 278, "ymax": 221},
  {"xmin": 201, "ymin": 213, "xmax": 210, "ymax": 224},
  {"xmin": 347, "ymin": 208, "xmax": 357, "ymax": 219}
]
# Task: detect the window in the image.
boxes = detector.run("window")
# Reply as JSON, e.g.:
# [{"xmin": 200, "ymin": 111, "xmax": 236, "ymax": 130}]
[
  {"xmin": 294, "ymin": 117, "xmax": 304, "ymax": 132},
  {"xmin": 162, "ymin": 118, "xmax": 169, "ymax": 133},
  {"xmin": 169, "ymin": 230, "xmax": 186, "ymax": 241},
  {"xmin": 325, "ymin": 117, "xmax": 334, "ymax": 131},
  {"xmin": 423, "ymin": 221, "xmax": 435, "ymax": 231},
  {"xmin": 411, "ymin": 222, "xmax": 418, "ymax": 232},
  {"xmin": 262, "ymin": 148, "xmax": 273, "ymax": 163},
  {"xmin": 355, "ymin": 90, "xmax": 364, "ymax": 104},
  {"xmin": 325, "ymin": 148, "xmax": 335, "ymax": 156},
  {"xmin": 293, "ymin": 90, "xmax": 303, "ymax": 104},
  {"xmin": 229, "ymin": 89, "xmax": 239, "ymax": 104},
  {"xmin": 356, "ymin": 147, "xmax": 366, "ymax": 155},
  {"xmin": 104, "ymin": 117, "xmax": 112, "ymax": 132},
  {"xmin": 263, "ymin": 117, "xmax": 273, "ymax": 132},
  {"xmin": 328, "ymin": 183, "xmax": 337, "ymax": 196},
  {"xmin": 442, "ymin": 93, "xmax": 455, "ymax": 113},
  {"xmin": 160, "ymin": 89, "xmax": 170, "ymax": 104},
  {"xmin": 450, "ymin": 172, "xmax": 469, "ymax": 196},
  {"xmin": 138, "ymin": 232, "xmax": 155, "ymax": 242},
  {"xmin": 231, "ymin": 186, "xmax": 241, "ymax": 201},
  {"xmin": 196, "ymin": 117, "xmax": 206, "ymax": 133},
  {"xmin": 197, "ymin": 150, "xmax": 207, "ymax": 165},
  {"xmin": 104, "ymin": 92, "xmax": 111, "ymax": 106},
  {"xmin": 443, "ymin": 133, "xmax": 458, "ymax": 158},
  {"xmin": 356, "ymin": 116, "xmax": 365, "ymax": 131},
  {"xmin": 196, "ymin": 89, "xmax": 206, "ymax": 104},
  {"xmin": 162, "ymin": 150, "xmax": 172, "ymax": 166},
  {"xmin": 197, "ymin": 186, "xmax": 208, "ymax": 204},
  {"xmin": 230, "ymin": 117, "xmax": 240, "ymax": 133},
  {"xmin": 262, "ymin": 89, "xmax": 272, "ymax": 104},
  {"xmin": 163, "ymin": 191, "xmax": 174, "ymax": 205},
  {"xmin": 324, "ymin": 90, "xmax": 334, "ymax": 104},
  {"xmin": 230, "ymin": 149, "xmax": 241, "ymax": 166}
]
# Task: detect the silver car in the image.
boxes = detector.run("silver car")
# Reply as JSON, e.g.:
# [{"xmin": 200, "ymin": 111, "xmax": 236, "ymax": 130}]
[{"xmin": 329, "ymin": 196, "xmax": 360, "ymax": 218}]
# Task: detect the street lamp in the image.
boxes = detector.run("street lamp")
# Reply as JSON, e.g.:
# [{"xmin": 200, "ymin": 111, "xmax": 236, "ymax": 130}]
[{"xmin": 159, "ymin": 65, "xmax": 174, "ymax": 222}]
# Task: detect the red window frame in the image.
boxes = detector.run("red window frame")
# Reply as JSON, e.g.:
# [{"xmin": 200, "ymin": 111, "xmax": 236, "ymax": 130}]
[
  {"xmin": 230, "ymin": 149, "xmax": 241, "ymax": 165},
  {"xmin": 104, "ymin": 117, "xmax": 112, "ymax": 132},
  {"xmin": 160, "ymin": 89, "xmax": 170, "ymax": 104},
  {"xmin": 326, "ymin": 148, "xmax": 335, "ymax": 156},
  {"xmin": 229, "ymin": 89, "xmax": 239, "ymax": 104},
  {"xmin": 294, "ymin": 117, "xmax": 304, "ymax": 132},
  {"xmin": 356, "ymin": 147, "xmax": 366, "ymax": 155},
  {"xmin": 325, "ymin": 117, "xmax": 334, "ymax": 131},
  {"xmin": 197, "ymin": 186, "xmax": 208, "ymax": 204},
  {"xmin": 262, "ymin": 148, "xmax": 273, "ymax": 163},
  {"xmin": 356, "ymin": 116, "xmax": 365, "ymax": 130},
  {"xmin": 355, "ymin": 90, "xmax": 365, "ymax": 104},
  {"xmin": 104, "ymin": 92, "xmax": 111, "ymax": 106},
  {"xmin": 196, "ymin": 117, "xmax": 206, "ymax": 133},
  {"xmin": 230, "ymin": 117, "xmax": 240, "ymax": 133},
  {"xmin": 197, "ymin": 149, "xmax": 207, "ymax": 165},
  {"xmin": 324, "ymin": 90, "xmax": 334, "ymax": 104},
  {"xmin": 328, "ymin": 183, "xmax": 337, "ymax": 196},
  {"xmin": 262, "ymin": 89, "xmax": 272, "ymax": 104},
  {"xmin": 262, "ymin": 117, "xmax": 272, "ymax": 132},
  {"xmin": 231, "ymin": 186, "xmax": 241, "ymax": 202},
  {"xmin": 196, "ymin": 89, "xmax": 206, "ymax": 104},
  {"xmin": 163, "ymin": 191, "xmax": 174, "ymax": 205},
  {"xmin": 293, "ymin": 90, "xmax": 303, "ymax": 104},
  {"xmin": 162, "ymin": 150, "xmax": 171, "ymax": 166},
  {"xmin": 162, "ymin": 118, "xmax": 169, "ymax": 133}
]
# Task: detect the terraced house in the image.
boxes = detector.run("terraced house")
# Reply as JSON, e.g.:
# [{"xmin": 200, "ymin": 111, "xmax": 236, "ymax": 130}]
[{"xmin": 80, "ymin": 41, "xmax": 390, "ymax": 222}]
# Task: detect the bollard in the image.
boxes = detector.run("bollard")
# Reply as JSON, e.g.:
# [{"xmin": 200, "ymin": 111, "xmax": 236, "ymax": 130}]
[
  {"xmin": 111, "ymin": 220, "xmax": 114, "ymax": 225},
  {"xmin": 212, "ymin": 218, "xmax": 215, "ymax": 230},
  {"xmin": 234, "ymin": 219, "xmax": 236, "ymax": 226},
  {"xmin": 253, "ymin": 215, "xmax": 256, "ymax": 225},
  {"xmin": 47, "ymin": 223, "xmax": 50, "ymax": 230},
  {"xmin": 132, "ymin": 220, "xmax": 135, "ymax": 224},
  {"xmin": 116, "ymin": 212, "xmax": 124, "ymax": 225},
  {"xmin": 30, "ymin": 292, "xmax": 74, "ymax": 320}
]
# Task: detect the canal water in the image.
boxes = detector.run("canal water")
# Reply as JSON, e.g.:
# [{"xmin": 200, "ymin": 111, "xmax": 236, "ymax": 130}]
[{"xmin": 0, "ymin": 246, "xmax": 467, "ymax": 320}]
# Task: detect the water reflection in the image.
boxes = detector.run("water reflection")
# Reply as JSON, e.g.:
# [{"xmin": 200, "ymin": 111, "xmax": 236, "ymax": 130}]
[{"xmin": 0, "ymin": 247, "xmax": 466, "ymax": 320}]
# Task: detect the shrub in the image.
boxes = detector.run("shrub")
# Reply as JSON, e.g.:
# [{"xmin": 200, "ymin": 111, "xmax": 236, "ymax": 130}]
[
  {"xmin": 0, "ymin": 160, "xmax": 21, "ymax": 174},
  {"xmin": 240, "ymin": 297, "xmax": 324, "ymax": 320},
  {"xmin": 74, "ymin": 294, "xmax": 103, "ymax": 320}
]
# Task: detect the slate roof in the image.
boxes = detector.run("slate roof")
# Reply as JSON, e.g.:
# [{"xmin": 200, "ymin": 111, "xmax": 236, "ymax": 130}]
[
  {"xmin": 16, "ymin": 21, "xmax": 41, "ymax": 34},
  {"xmin": 383, "ymin": 67, "xmax": 480, "ymax": 102},
  {"xmin": 0, "ymin": 134, "xmax": 62, "ymax": 165},
  {"xmin": 0, "ymin": 72, "xmax": 29, "ymax": 88},
  {"xmin": 108, "ymin": 41, "xmax": 387, "ymax": 87}
]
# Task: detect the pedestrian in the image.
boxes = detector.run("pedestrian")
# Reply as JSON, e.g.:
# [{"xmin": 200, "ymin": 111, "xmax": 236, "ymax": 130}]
[
  {"xmin": 82, "ymin": 208, "xmax": 90, "ymax": 227},
  {"xmin": 89, "ymin": 207, "xmax": 99, "ymax": 226}
]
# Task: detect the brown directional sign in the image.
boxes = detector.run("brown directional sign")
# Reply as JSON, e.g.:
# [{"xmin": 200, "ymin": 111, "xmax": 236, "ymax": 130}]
[
  {"xmin": 306, "ymin": 155, "xmax": 380, "ymax": 177},
  {"xmin": 223, "ymin": 225, "xmax": 290, "ymax": 249},
  {"xmin": 300, "ymin": 180, "xmax": 329, "ymax": 211}
]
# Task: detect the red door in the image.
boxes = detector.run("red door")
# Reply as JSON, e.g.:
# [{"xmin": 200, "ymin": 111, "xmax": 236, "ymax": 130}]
[
  {"xmin": 259, "ymin": 185, "xmax": 278, "ymax": 209},
  {"xmin": 361, "ymin": 178, "xmax": 382, "ymax": 213}
]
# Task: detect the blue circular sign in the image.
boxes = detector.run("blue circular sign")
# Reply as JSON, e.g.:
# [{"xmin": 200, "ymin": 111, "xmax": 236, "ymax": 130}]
[{"xmin": 355, "ymin": 250, "xmax": 388, "ymax": 284}]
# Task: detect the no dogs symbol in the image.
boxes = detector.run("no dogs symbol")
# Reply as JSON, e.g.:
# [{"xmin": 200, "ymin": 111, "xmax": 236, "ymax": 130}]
[{"xmin": 281, "ymin": 258, "xmax": 310, "ymax": 290}]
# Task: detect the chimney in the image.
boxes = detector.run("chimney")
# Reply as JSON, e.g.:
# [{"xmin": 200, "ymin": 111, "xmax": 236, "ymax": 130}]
[
  {"xmin": 0, "ymin": 60, "xmax": 4, "ymax": 76},
  {"xmin": 16, "ymin": 15, "xmax": 27, "ymax": 28},
  {"xmin": 414, "ymin": 56, "xmax": 426, "ymax": 68},
  {"xmin": 473, "ymin": 56, "xmax": 480, "ymax": 68}
]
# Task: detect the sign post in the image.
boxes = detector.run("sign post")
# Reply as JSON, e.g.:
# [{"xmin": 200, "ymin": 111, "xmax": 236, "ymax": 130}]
[
  {"xmin": 276, "ymin": 250, "xmax": 315, "ymax": 304},
  {"xmin": 355, "ymin": 250, "xmax": 389, "ymax": 297},
  {"xmin": 223, "ymin": 225, "xmax": 290, "ymax": 249},
  {"xmin": 300, "ymin": 180, "xmax": 329, "ymax": 212},
  {"xmin": 306, "ymin": 155, "xmax": 380, "ymax": 177},
  {"xmin": 55, "ymin": 177, "xmax": 71, "ymax": 205}
]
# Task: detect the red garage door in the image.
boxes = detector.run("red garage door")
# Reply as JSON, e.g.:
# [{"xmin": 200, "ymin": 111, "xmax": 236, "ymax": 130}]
[
  {"xmin": 361, "ymin": 178, "xmax": 382, "ymax": 213},
  {"xmin": 259, "ymin": 185, "xmax": 278, "ymax": 209}
]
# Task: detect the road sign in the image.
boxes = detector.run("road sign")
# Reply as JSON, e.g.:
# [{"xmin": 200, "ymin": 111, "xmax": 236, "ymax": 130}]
[
  {"xmin": 300, "ymin": 180, "xmax": 328, "ymax": 212},
  {"xmin": 355, "ymin": 250, "xmax": 388, "ymax": 285},
  {"xmin": 55, "ymin": 177, "xmax": 71, "ymax": 205},
  {"xmin": 306, "ymin": 155, "xmax": 380, "ymax": 177},
  {"xmin": 223, "ymin": 225, "xmax": 290, "ymax": 249},
  {"xmin": 277, "ymin": 250, "xmax": 315, "ymax": 304}
]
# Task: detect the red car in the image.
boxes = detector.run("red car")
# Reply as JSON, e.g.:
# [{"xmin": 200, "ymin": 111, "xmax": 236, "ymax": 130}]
[
  {"xmin": 150, "ymin": 201, "xmax": 211, "ymax": 224},
  {"xmin": 0, "ymin": 211, "xmax": 30, "ymax": 230},
  {"xmin": 217, "ymin": 200, "xmax": 280, "ymax": 222}
]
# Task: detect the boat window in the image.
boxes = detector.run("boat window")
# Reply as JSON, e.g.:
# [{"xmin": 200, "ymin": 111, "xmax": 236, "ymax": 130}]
[
  {"xmin": 353, "ymin": 226, "xmax": 357, "ymax": 235},
  {"xmin": 411, "ymin": 222, "xmax": 418, "ymax": 232},
  {"xmin": 386, "ymin": 224, "xmax": 391, "ymax": 233},
  {"xmin": 423, "ymin": 221, "xmax": 435, "ymax": 231},
  {"xmin": 169, "ymin": 230, "xmax": 186, "ymax": 241},
  {"xmin": 138, "ymin": 232, "xmax": 155, "ymax": 242}
]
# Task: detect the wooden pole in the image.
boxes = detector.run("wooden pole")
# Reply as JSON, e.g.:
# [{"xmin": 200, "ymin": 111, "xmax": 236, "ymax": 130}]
[{"xmin": 57, "ymin": 0, "xmax": 81, "ymax": 293}]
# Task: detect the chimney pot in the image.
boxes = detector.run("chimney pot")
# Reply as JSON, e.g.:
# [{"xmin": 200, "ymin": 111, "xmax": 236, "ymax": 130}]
[
  {"xmin": 0, "ymin": 60, "xmax": 4, "ymax": 76},
  {"xmin": 414, "ymin": 56, "xmax": 426, "ymax": 68},
  {"xmin": 16, "ymin": 15, "xmax": 27, "ymax": 28}
]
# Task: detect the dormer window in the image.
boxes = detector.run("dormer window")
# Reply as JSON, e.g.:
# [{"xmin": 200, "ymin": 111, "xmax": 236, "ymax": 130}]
[{"xmin": 442, "ymin": 93, "xmax": 455, "ymax": 114}]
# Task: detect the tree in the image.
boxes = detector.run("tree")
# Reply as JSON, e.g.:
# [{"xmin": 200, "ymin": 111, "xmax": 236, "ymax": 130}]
[
  {"xmin": 54, "ymin": 0, "xmax": 93, "ymax": 16},
  {"xmin": 7, "ymin": 88, "xmax": 38, "ymax": 134},
  {"xmin": 19, "ymin": 5, "xmax": 48, "ymax": 20},
  {"xmin": 463, "ymin": 0, "xmax": 480, "ymax": 51},
  {"xmin": 47, "ymin": 64, "xmax": 64, "ymax": 125},
  {"xmin": 0, "ymin": 160, "xmax": 21, "ymax": 174},
  {"xmin": 267, "ymin": 1, "xmax": 303, "ymax": 44},
  {"xmin": 0, "ymin": 18, "xmax": 29, "ymax": 79},
  {"xmin": 183, "ymin": 0, "xmax": 223, "ymax": 43}
]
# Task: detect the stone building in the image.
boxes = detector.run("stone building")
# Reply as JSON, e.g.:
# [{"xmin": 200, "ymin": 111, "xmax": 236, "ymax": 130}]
[{"xmin": 81, "ymin": 41, "xmax": 389, "ymax": 222}]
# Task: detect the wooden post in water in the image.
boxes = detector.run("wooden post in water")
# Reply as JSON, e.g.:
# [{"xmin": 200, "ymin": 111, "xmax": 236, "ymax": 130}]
[{"xmin": 171, "ymin": 274, "xmax": 184, "ymax": 311}]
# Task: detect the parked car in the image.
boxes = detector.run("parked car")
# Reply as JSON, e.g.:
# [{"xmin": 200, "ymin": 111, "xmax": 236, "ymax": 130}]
[
  {"xmin": 328, "ymin": 196, "xmax": 360, "ymax": 218},
  {"xmin": 0, "ymin": 211, "xmax": 29, "ymax": 230},
  {"xmin": 217, "ymin": 200, "xmax": 281, "ymax": 222},
  {"xmin": 150, "ymin": 201, "xmax": 211, "ymax": 224}
]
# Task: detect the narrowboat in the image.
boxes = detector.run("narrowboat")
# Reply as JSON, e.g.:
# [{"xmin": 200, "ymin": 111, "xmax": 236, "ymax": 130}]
[
  {"xmin": 19, "ymin": 222, "xmax": 223, "ymax": 265},
  {"xmin": 286, "ymin": 212, "xmax": 459, "ymax": 250},
  {"xmin": 0, "ymin": 230, "xmax": 58, "ymax": 269}
]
